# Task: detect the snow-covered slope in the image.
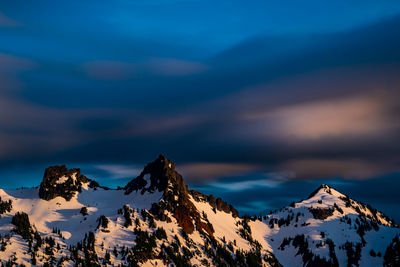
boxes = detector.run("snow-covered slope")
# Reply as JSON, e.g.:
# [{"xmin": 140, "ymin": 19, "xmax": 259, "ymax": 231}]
[
  {"xmin": 249, "ymin": 184, "xmax": 399, "ymax": 267},
  {"xmin": 0, "ymin": 156, "xmax": 398, "ymax": 266},
  {"xmin": 0, "ymin": 155, "xmax": 279, "ymax": 266}
]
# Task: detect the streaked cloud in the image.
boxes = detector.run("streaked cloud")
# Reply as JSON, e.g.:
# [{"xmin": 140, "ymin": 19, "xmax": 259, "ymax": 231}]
[
  {"xmin": 0, "ymin": 7, "xmax": 399, "ymax": 188},
  {"xmin": 82, "ymin": 58, "xmax": 206, "ymax": 80},
  {"xmin": 81, "ymin": 61, "xmax": 137, "ymax": 80},
  {"xmin": 146, "ymin": 58, "xmax": 207, "ymax": 76},
  {"xmin": 0, "ymin": 13, "xmax": 20, "ymax": 27},
  {"xmin": 93, "ymin": 164, "xmax": 142, "ymax": 179},
  {"xmin": 242, "ymin": 91, "xmax": 399, "ymax": 141},
  {"xmin": 0, "ymin": 53, "xmax": 35, "ymax": 69},
  {"xmin": 203, "ymin": 172, "xmax": 293, "ymax": 192},
  {"xmin": 282, "ymin": 158, "xmax": 392, "ymax": 179},
  {"xmin": 180, "ymin": 162, "xmax": 260, "ymax": 181},
  {"xmin": 0, "ymin": 53, "xmax": 36, "ymax": 92},
  {"xmin": 0, "ymin": 0, "xmax": 399, "ymax": 221}
]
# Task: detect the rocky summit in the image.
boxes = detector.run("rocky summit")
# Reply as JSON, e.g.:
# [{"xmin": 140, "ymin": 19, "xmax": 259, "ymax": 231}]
[
  {"xmin": 39, "ymin": 165, "xmax": 92, "ymax": 201},
  {"xmin": 0, "ymin": 155, "xmax": 399, "ymax": 266}
]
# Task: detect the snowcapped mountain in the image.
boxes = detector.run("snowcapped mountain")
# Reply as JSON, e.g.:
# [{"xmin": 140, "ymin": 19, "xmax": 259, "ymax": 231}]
[
  {"xmin": 0, "ymin": 155, "xmax": 399, "ymax": 266},
  {"xmin": 249, "ymin": 184, "xmax": 399, "ymax": 267}
]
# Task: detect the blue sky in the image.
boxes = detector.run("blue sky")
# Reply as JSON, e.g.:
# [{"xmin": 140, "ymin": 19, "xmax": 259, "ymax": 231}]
[{"xmin": 1, "ymin": 1, "xmax": 400, "ymax": 221}]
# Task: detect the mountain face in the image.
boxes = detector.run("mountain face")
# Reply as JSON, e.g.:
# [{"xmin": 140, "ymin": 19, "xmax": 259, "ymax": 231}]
[
  {"xmin": 38, "ymin": 165, "xmax": 98, "ymax": 201},
  {"xmin": 124, "ymin": 155, "xmax": 238, "ymax": 236},
  {"xmin": 0, "ymin": 155, "xmax": 398, "ymax": 266},
  {"xmin": 249, "ymin": 184, "xmax": 399, "ymax": 267}
]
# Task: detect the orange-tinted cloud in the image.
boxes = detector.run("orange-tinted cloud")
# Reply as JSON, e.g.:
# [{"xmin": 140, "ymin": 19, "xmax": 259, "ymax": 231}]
[
  {"xmin": 180, "ymin": 162, "xmax": 260, "ymax": 181},
  {"xmin": 244, "ymin": 92, "xmax": 398, "ymax": 140},
  {"xmin": 282, "ymin": 158, "xmax": 392, "ymax": 179}
]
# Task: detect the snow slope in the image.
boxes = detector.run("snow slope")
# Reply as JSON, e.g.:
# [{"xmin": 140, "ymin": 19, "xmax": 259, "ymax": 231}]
[
  {"xmin": 249, "ymin": 184, "xmax": 400, "ymax": 267},
  {"xmin": 0, "ymin": 157, "xmax": 398, "ymax": 267}
]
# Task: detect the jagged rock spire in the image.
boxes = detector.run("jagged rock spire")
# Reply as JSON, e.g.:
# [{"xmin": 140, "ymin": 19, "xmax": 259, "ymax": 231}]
[
  {"xmin": 307, "ymin": 183, "xmax": 333, "ymax": 199},
  {"xmin": 125, "ymin": 155, "xmax": 216, "ymax": 235},
  {"xmin": 124, "ymin": 154, "xmax": 187, "ymax": 195},
  {"xmin": 39, "ymin": 165, "xmax": 90, "ymax": 201}
]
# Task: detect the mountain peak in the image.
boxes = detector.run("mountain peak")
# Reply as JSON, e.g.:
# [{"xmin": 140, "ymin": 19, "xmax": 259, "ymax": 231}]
[
  {"xmin": 307, "ymin": 183, "xmax": 337, "ymax": 199},
  {"xmin": 38, "ymin": 165, "xmax": 91, "ymax": 201},
  {"xmin": 297, "ymin": 183, "xmax": 397, "ymax": 227},
  {"xmin": 1, "ymin": 159, "xmax": 399, "ymax": 266},
  {"xmin": 124, "ymin": 154, "xmax": 185, "ymax": 195}
]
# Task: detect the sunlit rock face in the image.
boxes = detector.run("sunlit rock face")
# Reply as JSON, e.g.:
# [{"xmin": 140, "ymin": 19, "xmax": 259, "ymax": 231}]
[
  {"xmin": 125, "ymin": 154, "xmax": 216, "ymax": 235},
  {"xmin": 38, "ymin": 165, "xmax": 90, "ymax": 201},
  {"xmin": 124, "ymin": 154, "xmax": 183, "ymax": 195},
  {"xmin": 0, "ymin": 156, "xmax": 398, "ymax": 266}
]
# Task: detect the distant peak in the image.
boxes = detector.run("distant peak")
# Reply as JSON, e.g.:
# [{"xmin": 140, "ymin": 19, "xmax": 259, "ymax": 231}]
[
  {"xmin": 124, "ymin": 155, "xmax": 238, "ymax": 235},
  {"xmin": 301, "ymin": 183, "xmax": 397, "ymax": 227},
  {"xmin": 43, "ymin": 165, "xmax": 79, "ymax": 179},
  {"xmin": 154, "ymin": 154, "xmax": 176, "ymax": 170},
  {"xmin": 39, "ymin": 165, "xmax": 91, "ymax": 201},
  {"xmin": 319, "ymin": 184, "xmax": 334, "ymax": 193},
  {"xmin": 124, "ymin": 154, "xmax": 183, "ymax": 195},
  {"xmin": 157, "ymin": 153, "xmax": 169, "ymax": 162},
  {"xmin": 307, "ymin": 183, "xmax": 334, "ymax": 199}
]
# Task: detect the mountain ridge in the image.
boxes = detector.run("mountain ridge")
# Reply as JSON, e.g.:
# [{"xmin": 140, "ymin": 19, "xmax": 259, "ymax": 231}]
[{"xmin": 0, "ymin": 155, "xmax": 398, "ymax": 266}]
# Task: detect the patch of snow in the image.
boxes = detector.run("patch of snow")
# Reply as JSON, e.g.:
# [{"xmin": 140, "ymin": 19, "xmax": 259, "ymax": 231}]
[
  {"xmin": 56, "ymin": 175, "xmax": 69, "ymax": 184},
  {"xmin": 143, "ymin": 174, "xmax": 151, "ymax": 188}
]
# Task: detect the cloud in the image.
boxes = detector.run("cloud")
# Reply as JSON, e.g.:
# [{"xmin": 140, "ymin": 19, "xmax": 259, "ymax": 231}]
[
  {"xmin": 0, "ymin": 14, "xmax": 400, "ymax": 185},
  {"xmin": 93, "ymin": 164, "xmax": 142, "ymax": 179},
  {"xmin": 146, "ymin": 58, "xmax": 207, "ymax": 76},
  {"xmin": 0, "ymin": 13, "xmax": 20, "ymax": 27},
  {"xmin": 126, "ymin": 114, "xmax": 202, "ymax": 137},
  {"xmin": 241, "ymin": 91, "xmax": 399, "ymax": 141},
  {"xmin": 201, "ymin": 172, "xmax": 293, "ymax": 192},
  {"xmin": 179, "ymin": 162, "xmax": 260, "ymax": 181},
  {"xmin": 0, "ymin": 96, "xmax": 85, "ymax": 159},
  {"xmin": 0, "ymin": 53, "xmax": 35, "ymax": 70},
  {"xmin": 0, "ymin": 53, "xmax": 37, "ymax": 93},
  {"xmin": 282, "ymin": 158, "xmax": 392, "ymax": 179},
  {"xmin": 1, "ymin": 1, "xmax": 400, "ymax": 221},
  {"xmin": 81, "ymin": 61, "xmax": 137, "ymax": 80},
  {"xmin": 82, "ymin": 58, "xmax": 207, "ymax": 80}
]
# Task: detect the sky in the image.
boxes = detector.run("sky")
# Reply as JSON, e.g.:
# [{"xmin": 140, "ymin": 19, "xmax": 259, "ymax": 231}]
[{"xmin": 1, "ymin": 1, "xmax": 400, "ymax": 221}]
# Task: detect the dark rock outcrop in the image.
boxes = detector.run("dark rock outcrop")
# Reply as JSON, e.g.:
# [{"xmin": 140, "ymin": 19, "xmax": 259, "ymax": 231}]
[
  {"xmin": 384, "ymin": 234, "xmax": 400, "ymax": 266},
  {"xmin": 125, "ymin": 155, "xmax": 216, "ymax": 235},
  {"xmin": 309, "ymin": 207, "xmax": 335, "ymax": 220},
  {"xmin": 39, "ymin": 165, "xmax": 90, "ymax": 201},
  {"xmin": 191, "ymin": 190, "xmax": 239, "ymax": 218},
  {"xmin": 307, "ymin": 184, "xmax": 332, "ymax": 199},
  {"xmin": 125, "ymin": 154, "xmax": 185, "ymax": 195}
]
